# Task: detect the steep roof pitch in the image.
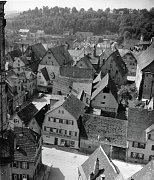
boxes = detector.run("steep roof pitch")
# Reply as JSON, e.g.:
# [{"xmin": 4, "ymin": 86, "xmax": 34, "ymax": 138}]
[
  {"xmin": 14, "ymin": 127, "xmax": 41, "ymax": 162},
  {"xmin": 91, "ymin": 73, "xmax": 118, "ymax": 102},
  {"xmin": 81, "ymin": 114, "xmax": 127, "ymax": 148},
  {"xmin": 48, "ymin": 45, "xmax": 73, "ymax": 66},
  {"xmin": 17, "ymin": 103, "xmax": 38, "ymax": 126},
  {"xmin": 34, "ymin": 104, "xmax": 49, "ymax": 128},
  {"xmin": 20, "ymin": 56, "xmax": 29, "ymax": 65},
  {"xmin": 137, "ymin": 42, "xmax": 154, "ymax": 71},
  {"xmin": 60, "ymin": 66, "xmax": 94, "ymax": 79},
  {"xmin": 8, "ymin": 48, "xmax": 22, "ymax": 60},
  {"xmin": 40, "ymin": 67, "xmax": 50, "ymax": 81},
  {"xmin": 127, "ymin": 108, "xmax": 154, "ymax": 142},
  {"xmin": 127, "ymin": 160, "xmax": 154, "ymax": 180},
  {"xmin": 80, "ymin": 146, "xmax": 122, "ymax": 180},
  {"xmin": 31, "ymin": 43, "xmax": 46, "ymax": 60}
]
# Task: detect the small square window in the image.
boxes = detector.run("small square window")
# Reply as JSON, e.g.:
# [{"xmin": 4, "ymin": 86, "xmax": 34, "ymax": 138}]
[
  {"xmin": 151, "ymin": 145, "xmax": 154, "ymax": 150},
  {"xmin": 101, "ymin": 102, "xmax": 105, "ymax": 104}
]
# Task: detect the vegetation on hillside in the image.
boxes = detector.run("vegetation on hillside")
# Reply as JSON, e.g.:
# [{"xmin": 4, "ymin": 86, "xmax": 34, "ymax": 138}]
[{"xmin": 6, "ymin": 6, "xmax": 154, "ymax": 40}]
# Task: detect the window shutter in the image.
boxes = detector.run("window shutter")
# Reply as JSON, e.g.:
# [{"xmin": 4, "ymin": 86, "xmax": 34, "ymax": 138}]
[
  {"xmin": 27, "ymin": 162, "xmax": 29, "ymax": 169},
  {"xmin": 27, "ymin": 175, "xmax": 29, "ymax": 180},
  {"xmin": 20, "ymin": 162, "xmax": 22, "ymax": 168}
]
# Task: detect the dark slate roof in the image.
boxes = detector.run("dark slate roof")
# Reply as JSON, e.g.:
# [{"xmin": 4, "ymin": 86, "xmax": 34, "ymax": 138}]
[
  {"xmin": 47, "ymin": 45, "xmax": 73, "ymax": 66},
  {"xmin": 8, "ymin": 48, "xmax": 22, "ymax": 60},
  {"xmin": 62, "ymin": 94, "xmax": 85, "ymax": 120},
  {"xmin": 34, "ymin": 104, "xmax": 49, "ymax": 128},
  {"xmin": 80, "ymin": 146, "xmax": 121, "ymax": 180},
  {"xmin": 40, "ymin": 67, "xmax": 50, "ymax": 81},
  {"xmin": 14, "ymin": 127, "xmax": 41, "ymax": 162},
  {"xmin": 31, "ymin": 43, "xmax": 46, "ymax": 59},
  {"xmin": 60, "ymin": 66, "xmax": 94, "ymax": 79},
  {"xmin": 91, "ymin": 73, "xmax": 118, "ymax": 102},
  {"xmin": 137, "ymin": 42, "xmax": 154, "ymax": 70},
  {"xmin": 20, "ymin": 56, "xmax": 29, "ymax": 65},
  {"xmin": 127, "ymin": 160, "xmax": 154, "ymax": 180},
  {"xmin": 127, "ymin": 108, "xmax": 154, "ymax": 142},
  {"xmin": 81, "ymin": 114, "xmax": 127, "ymax": 148},
  {"xmin": 76, "ymin": 55, "xmax": 95, "ymax": 71},
  {"xmin": 17, "ymin": 103, "xmax": 38, "ymax": 126}
]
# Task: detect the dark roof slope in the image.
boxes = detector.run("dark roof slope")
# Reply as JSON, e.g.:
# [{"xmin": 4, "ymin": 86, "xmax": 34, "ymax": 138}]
[
  {"xmin": 31, "ymin": 43, "xmax": 46, "ymax": 59},
  {"xmin": 20, "ymin": 56, "xmax": 29, "ymax": 65},
  {"xmin": 137, "ymin": 42, "xmax": 154, "ymax": 70},
  {"xmin": 127, "ymin": 108, "xmax": 154, "ymax": 142},
  {"xmin": 80, "ymin": 146, "xmax": 120, "ymax": 180},
  {"xmin": 127, "ymin": 160, "xmax": 154, "ymax": 180},
  {"xmin": 62, "ymin": 94, "xmax": 85, "ymax": 119},
  {"xmin": 60, "ymin": 66, "xmax": 94, "ymax": 79},
  {"xmin": 48, "ymin": 45, "xmax": 73, "ymax": 66},
  {"xmin": 8, "ymin": 48, "xmax": 22, "ymax": 60},
  {"xmin": 40, "ymin": 67, "xmax": 50, "ymax": 81},
  {"xmin": 81, "ymin": 114, "xmax": 127, "ymax": 147},
  {"xmin": 34, "ymin": 104, "xmax": 49, "ymax": 128},
  {"xmin": 91, "ymin": 73, "xmax": 118, "ymax": 102},
  {"xmin": 17, "ymin": 103, "xmax": 38, "ymax": 126},
  {"xmin": 14, "ymin": 127, "xmax": 40, "ymax": 162}
]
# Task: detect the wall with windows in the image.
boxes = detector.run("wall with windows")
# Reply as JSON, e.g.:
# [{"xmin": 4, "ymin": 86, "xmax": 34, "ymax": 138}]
[
  {"xmin": 91, "ymin": 89, "xmax": 118, "ymax": 113},
  {"xmin": 43, "ymin": 106, "xmax": 79, "ymax": 149},
  {"xmin": 127, "ymin": 139, "xmax": 154, "ymax": 164}
]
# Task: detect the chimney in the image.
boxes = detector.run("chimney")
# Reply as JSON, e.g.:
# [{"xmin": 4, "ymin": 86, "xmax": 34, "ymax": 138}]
[{"xmin": 93, "ymin": 45, "xmax": 96, "ymax": 57}]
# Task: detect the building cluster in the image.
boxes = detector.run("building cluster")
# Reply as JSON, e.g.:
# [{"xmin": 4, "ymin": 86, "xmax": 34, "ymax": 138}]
[{"xmin": 1, "ymin": 1, "xmax": 154, "ymax": 179}]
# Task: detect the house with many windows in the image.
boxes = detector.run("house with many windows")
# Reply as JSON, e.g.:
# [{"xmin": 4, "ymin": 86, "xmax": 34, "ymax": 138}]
[
  {"xmin": 43, "ymin": 94, "xmax": 85, "ymax": 149},
  {"xmin": 10, "ymin": 127, "xmax": 42, "ymax": 180},
  {"xmin": 127, "ymin": 107, "xmax": 154, "ymax": 164}
]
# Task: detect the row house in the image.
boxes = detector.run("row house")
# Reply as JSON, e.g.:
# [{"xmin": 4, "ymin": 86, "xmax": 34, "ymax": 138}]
[
  {"xmin": 79, "ymin": 114, "xmax": 127, "ymax": 160},
  {"xmin": 10, "ymin": 127, "xmax": 42, "ymax": 180},
  {"xmin": 100, "ymin": 50, "xmax": 128, "ymax": 85},
  {"xmin": 43, "ymin": 94, "xmax": 85, "ymax": 149},
  {"xmin": 6, "ymin": 70, "xmax": 26, "ymax": 115},
  {"xmin": 127, "ymin": 107, "xmax": 154, "ymax": 164},
  {"xmin": 91, "ymin": 73, "xmax": 119, "ymax": 117},
  {"xmin": 135, "ymin": 42, "xmax": 154, "ymax": 100},
  {"xmin": 78, "ymin": 146, "xmax": 125, "ymax": 180},
  {"xmin": 38, "ymin": 45, "xmax": 73, "ymax": 85},
  {"xmin": 52, "ymin": 66, "xmax": 94, "ymax": 96}
]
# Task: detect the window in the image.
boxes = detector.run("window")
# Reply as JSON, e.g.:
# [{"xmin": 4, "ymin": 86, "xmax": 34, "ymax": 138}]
[
  {"xmin": 138, "ymin": 153, "xmax": 144, "ymax": 159},
  {"xmin": 48, "ymin": 57, "xmax": 51, "ymax": 59},
  {"xmin": 103, "ymin": 96, "xmax": 106, "ymax": 99},
  {"xmin": 12, "ymin": 161, "xmax": 18, "ymax": 168},
  {"xmin": 131, "ymin": 152, "xmax": 137, "ymax": 158},
  {"xmin": 59, "ymin": 119, "xmax": 63, "ymax": 123},
  {"xmin": 12, "ymin": 174, "xmax": 18, "ymax": 180},
  {"xmin": 75, "ymin": 132, "xmax": 77, "ymax": 136},
  {"xmin": 48, "ymin": 117, "xmax": 54, "ymax": 122},
  {"xmin": 149, "ymin": 155, "xmax": 154, "ymax": 161},
  {"xmin": 101, "ymin": 102, "xmax": 105, "ymax": 104},
  {"xmin": 14, "ymin": 119, "xmax": 19, "ymax": 123},
  {"xmin": 70, "ymin": 141, "xmax": 75, "ymax": 147},
  {"xmin": 56, "ymin": 119, "xmax": 59, "ymax": 123},
  {"xmin": 138, "ymin": 143, "xmax": 146, "ymax": 149},
  {"xmin": 21, "ymin": 162, "xmax": 29, "ymax": 169},
  {"xmin": 18, "ymin": 67, "xmax": 20, "ymax": 71},
  {"xmin": 151, "ymin": 145, "xmax": 154, "ymax": 150},
  {"xmin": 22, "ymin": 174, "xmax": 29, "ymax": 180},
  {"xmin": 53, "ymin": 128, "xmax": 57, "ymax": 133},
  {"xmin": 148, "ymin": 134, "xmax": 151, "ymax": 140},
  {"xmin": 132, "ymin": 142, "xmax": 138, "ymax": 148},
  {"xmin": 59, "ymin": 129, "xmax": 62, "ymax": 134}
]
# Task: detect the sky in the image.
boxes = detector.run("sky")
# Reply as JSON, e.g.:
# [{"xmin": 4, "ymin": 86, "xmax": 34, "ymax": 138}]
[{"xmin": 5, "ymin": 0, "xmax": 154, "ymax": 12}]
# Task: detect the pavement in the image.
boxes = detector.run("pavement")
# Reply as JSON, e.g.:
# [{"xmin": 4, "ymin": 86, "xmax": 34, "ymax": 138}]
[{"xmin": 41, "ymin": 147, "xmax": 144, "ymax": 180}]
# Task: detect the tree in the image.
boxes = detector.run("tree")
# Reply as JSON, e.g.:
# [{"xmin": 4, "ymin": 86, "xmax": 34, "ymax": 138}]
[{"xmin": 124, "ymin": 31, "xmax": 132, "ymax": 40}]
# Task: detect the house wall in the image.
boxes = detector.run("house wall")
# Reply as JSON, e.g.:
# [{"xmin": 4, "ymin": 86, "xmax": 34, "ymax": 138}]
[
  {"xmin": 13, "ymin": 57, "xmax": 25, "ymax": 74},
  {"xmin": 101, "ymin": 55, "xmax": 127, "ymax": 85},
  {"xmin": 37, "ymin": 70, "xmax": 48, "ymax": 87},
  {"xmin": 127, "ymin": 139, "xmax": 154, "ymax": 164},
  {"xmin": 43, "ymin": 106, "xmax": 79, "ymax": 149},
  {"xmin": 91, "ymin": 91, "xmax": 118, "ymax": 113},
  {"xmin": 135, "ymin": 65, "xmax": 142, "ymax": 91},
  {"xmin": 28, "ymin": 118, "xmax": 41, "ymax": 135}
]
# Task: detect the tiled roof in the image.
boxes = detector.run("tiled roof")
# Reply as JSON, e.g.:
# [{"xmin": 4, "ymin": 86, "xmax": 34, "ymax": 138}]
[
  {"xmin": 34, "ymin": 104, "xmax": 49, "ymax": 128},
  {"xmin": 137, "ymin": 42, "xmax": 154, "ymax": 70},
  {"xmin": 40, "ymin": 67, "xmax": 50, "ymax": 81},
  {"xmin": 81, "ymin": 114, "xmax": 127, "ymax": 147},
  {"xmin": 14, "ymin": 127, "xmax": 41, "ymax": 162},
  {"xmin": 31, "ymin": 43, "xmax": 46, "ymax": 59},
  {"xmin": 80, "ymin": 146, "xmax": 122, "ymax": 180},
  {"xmin": 127, "ymin": 160, "xmax": 154, "ymax": 180},
  {"xmin": 20, "ymin": 56, "xmax": 29, "ymax": 65},
  {"xmin": 8, "ymin": 48, "xmax": 22, "ymax": 60},
  {"xmin": 127, "ymin": 108, "xmax": 154, "ymax": 142},
  {"xmin": 60, "ymin": 66, "xmax": 94, "ymax": 79},
  {"xmin": 17, "ymin": 103, "xmax": 38, "ymax": 126},
  {"xmin": 47, "ymin": 45, "xmax": 73, "ymax": 66},
  {"xmin": 68, "ymin": 49, "xmax": 84, "ymax": 57},
  {"xmin": 91, "ymin": 73, "xmax": 118, "ymax": 102},
  {"xmin": 62, "ymin": 94, "xmax": 85, "ymax": 120}
]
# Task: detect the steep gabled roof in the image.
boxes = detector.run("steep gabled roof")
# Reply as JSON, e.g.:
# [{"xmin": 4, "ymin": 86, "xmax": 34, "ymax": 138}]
[
  {"xmin": 127, "ymin": 160, "xmax": 154, "ymax": 180},
  {"xmin": 8, "ymin": 48, "xmax": 22, "ymax": 60},
  {"xmin": 14, "ymin": 127, "xmax": 41, "ymax": 162},
  {"xmin": 31, "ymin": 43, "xmax": 46, "ymax": 59},
  {"xmin": 137, "ymin": 42, "xmax": 154, "ymax": 71},
  {"xmin": 60, "ymin": 66, "xmax": 94, "ymax": 79},
  {"xmin": 127, "ymin": 108, "xmax": 154, "ymax": 142},
  {"xmin": 81, "ymin": 114, "xmax": 127, "ymax": 148},
  {"xmin": 91, "ymin": 73, "xmax": 118, "ymax": 102},
  {"xmin": 34, "ymin": 104, "xmax": 49, "ymax": 128},
  {"xmin": 80, "ymin": 146, "xmax": 122, "ymax": 180},
  {"xmin": 20, "ymin": 56, "xmax": 29, "ymax": 65},
  {"xmin": 17, "ymin": 103, "xmax": 38, "ymax": 126},
  {"xmin": 47, "ymin": 45, "xmax": 73, "ymax": 66},
  {"xmin": 40, "ymin": 67, "xmax": 50, "ymax": 81}
]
